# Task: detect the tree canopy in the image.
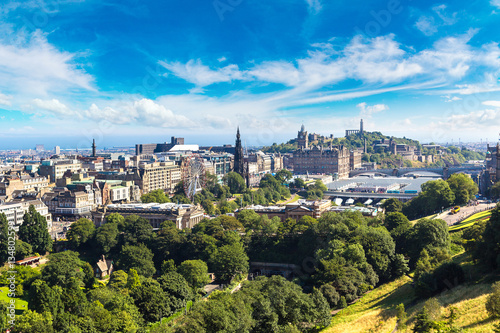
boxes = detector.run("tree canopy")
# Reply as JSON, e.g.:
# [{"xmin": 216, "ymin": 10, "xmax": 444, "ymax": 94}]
[{"xmin": 18, "ymin": 205, "xmax": 53, "ymax": 254}]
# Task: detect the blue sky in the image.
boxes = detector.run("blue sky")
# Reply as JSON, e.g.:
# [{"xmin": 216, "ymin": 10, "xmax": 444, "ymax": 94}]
[{"xmin": 1, "ymin": 0, "xmax": 500, "ymax": 149}]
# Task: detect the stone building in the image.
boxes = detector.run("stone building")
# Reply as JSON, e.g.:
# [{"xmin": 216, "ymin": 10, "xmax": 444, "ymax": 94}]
[
  {"xmin": 92, "ymin": 202, "xmax": 205, "ymax": 229},
  {"xmin": 136, "ymin": 161, "xmax": 181, "ymax": 194},
  {"xmin": 297, "ymin": 124, "xmax": 308, "ymax": 149},
  {"xmin": 237, "ymin": 199, "xmax": 331, "ymax": 222},
  {"xmin": 38, "ymin": 159, "xmax": 83, "ymax": 183},
  {"xmin": 350, "ymin": 150, "xmax": 362, "ymax": 170},
  {"xmin": 293, "ymin": 145, "xmax": 350, "ymax": 178},
  {"xmin": 0, "ymin": 199, "xmax": 52, "ymax": 231}
]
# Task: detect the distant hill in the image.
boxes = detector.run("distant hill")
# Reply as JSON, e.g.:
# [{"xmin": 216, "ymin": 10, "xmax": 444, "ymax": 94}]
[
  {"xmin": 261, "ymin": 131, "xmax": 420, "ymax": 153},
  {"xmin": 261, "ymin": 131, "xmax": 485, "ymax": 169}
]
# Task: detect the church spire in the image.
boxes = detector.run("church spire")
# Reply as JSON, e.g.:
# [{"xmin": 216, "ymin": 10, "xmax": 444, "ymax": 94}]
[{"xmin": 234, "ymin": 127, "xmax": 245, "ymax": 178}]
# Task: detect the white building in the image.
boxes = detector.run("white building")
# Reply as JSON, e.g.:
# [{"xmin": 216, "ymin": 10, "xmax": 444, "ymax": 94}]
[{"xmin": 0, "ymin": 199, "xmax": 52, "ymax": 231}]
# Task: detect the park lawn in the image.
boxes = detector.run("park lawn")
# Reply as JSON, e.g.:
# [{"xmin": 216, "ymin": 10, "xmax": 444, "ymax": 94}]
[
  {"xmin": 449, "ymin": 210, "xmax": 492, "ymax": 232},
  {"xmin": 0, "ymin": 286, "xmax": 29, "ymax": 313},
  {"xmin": 276, "ymin": 194, "xmax": 301, "ymax": 205},
  {"xmin": 322, "ymin": 275, "xmax": 414, "ymax": 333},
  {"xmin": 410, "ymin": 213, "xmax": 438, "ymax": 225},
  {"xmin": 403, "ymin": 283, "xmax": 499, "ymax": 333}
]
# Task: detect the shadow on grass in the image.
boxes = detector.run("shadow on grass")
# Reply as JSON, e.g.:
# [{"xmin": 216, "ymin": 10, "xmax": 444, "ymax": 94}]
[{"xmin": 461, "ymin": 316, "xmax": 495, "ymax": 330}]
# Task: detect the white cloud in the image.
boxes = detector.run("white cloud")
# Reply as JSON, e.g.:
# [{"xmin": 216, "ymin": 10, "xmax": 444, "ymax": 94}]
[
  {"xmin": 0, "ymin": 29, "xmax": 94, "ymax": 98},
  {"xmin": 415, "ymin": 5, "xmax": 457, "ymax": 36},
  {"xmin": 31, "ymin": 98, "xmax": 75, "ymax": 117},
  {"xmin": 483, "ymin": 100, "xmax": 500, "ymax": 107},
  {"xmin": 159, "ymin": 59, "xmax": 246, "ymax": 87},
  {"xmin": 357, "ymin": 102, "xmax": 388, "ymax": 118},
  {"xmin": 133, "ymin": 99, "xmax": 194, "ymax": 127},
  {"xmin": 445, "ymin": 109, "xmax": 500, "ymax": 129},
  {"xmin": 203, "ymin": 114, "xmax": 233, "ymax": 129},
  {"xmin": 82, "ymin": 99, "xmax": 195, "ymax": 128},
  {"xmin": 305, "ymin": 0, "xmax": 322, "ymax": 14},
  {"xmin": 0, "ymin": 92, "xmax": 12, "ymax": 106},
  {"xmin": 415, "ymin": 16, "xmax": 437, "ymax": 36},
  {"xmin": 164, "ymin": 32, "xmax": 499, "ymax": 92},
  {"xmin": 443, "ymin": 95, "xmax": 462, "ymax": 102},
  {"xmin": 491, "ymin": 0, "xmax": 500, "ymax": 9}
]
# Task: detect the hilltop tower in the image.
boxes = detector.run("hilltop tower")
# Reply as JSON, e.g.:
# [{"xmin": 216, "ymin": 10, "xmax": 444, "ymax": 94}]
[
  {"xmin": 360, "ymin": 119, "xmax": 364, "ymax": 134},
  {"xmin": 297, "ymin": 124, "xmax": 309, "ymax": 149}
]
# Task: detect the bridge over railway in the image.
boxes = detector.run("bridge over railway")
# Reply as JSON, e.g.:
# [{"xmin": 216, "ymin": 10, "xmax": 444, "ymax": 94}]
[{"xmin": 349, "ymin": 165, "xmax": 484, "ymax": 178}]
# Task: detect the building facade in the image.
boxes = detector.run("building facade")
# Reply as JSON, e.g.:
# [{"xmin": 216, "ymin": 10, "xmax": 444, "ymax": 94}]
[
  {"xmin": 237, "ymin": 199, "xmax": 331, "ymax": 222},
  {"xmin": 38, "ymin": 159, "xmax": 83, "ymax": 183},
  {"xmin": 297, "ymin": 125, "xmax": 309, "ymax": 149},
  {"xmin": 92, "ymin": 202, "xmax": 205, "ymax": 229},
  {"xmin": 0, "ymin": 199, "xmax": 52, "ymax": 231},
  {"xmin": 293, "ymin": 145, "xmax": 350, "ymax": 178},
  {"xmin": 136, "ymin": 161, "xmax": 181, "ymax": 194}
]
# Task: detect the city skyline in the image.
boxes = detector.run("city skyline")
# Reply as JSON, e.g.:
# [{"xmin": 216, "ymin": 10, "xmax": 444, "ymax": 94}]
[{"xmin": 2, "ymin": 0, "xmax": 500, "ymax": 148}]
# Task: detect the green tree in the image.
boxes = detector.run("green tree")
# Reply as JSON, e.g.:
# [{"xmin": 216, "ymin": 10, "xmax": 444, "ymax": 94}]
[
  {"xmin": 131, "ymin": 278, "xmax": 172, "ymax": 323},
  {"xmin": 158, "ymin": 271, "xmax": 192, "ymax": 312},
  {"xmin": 9, "ymin": 310, "xmax": 54, "ymax": 333},
  {"xmin": 126, "ymin": 268, "xmax": 142, "ymax": 291},
  {"xmin": 487, "ymin": 281, "xmax": 500, "ymax": 318},
  {"xmin": 396, "ymin": 303, "xmax": 407, "ymax": 331},
  {"xmin": 406, "ymin": 218, "xmax": 450, "ymax": 267},
  {"xmin": 108, "ymin": 270, "xmax": 129, "ymax": 290},
  {"xmin": 292, "ymin": 177, "xmax": 305, "ymax": 189},
  {"xmin": 210, "ymin": 242, "xmax": 249, "ymax": 282},
  {"xmin": 177, "ymin": 259, "xmax": 210, "ymax": 289},
  {"xmin": 275, "ymin": 169, "xmax": 293, "ymax": 183},
  {"xmin": 413, "ymin": 306, "xmax": 432, "ymax": 333},
  {"xmin": 15, "ymin": 239, "xmax": 33, "ymax": 260},
  {"xmin": 0, "ymin": 300, "xmax": 7, "ymax": 332},
  {"xmin": 421, "ymin": 180, "xmax": 455, "ymax": 213},
  {"xmin": 475, "ymin": 205, "xmax": 500, "ymax": 268},
  {"xmin": 18, "ymin": 205, "xmax": 53, "ymax": 254},
  {"xmin": 201, "ymin": 199, "xmax": 215, "ymax": 215},
  {"xmin": 116, "ymin": 244, "xmax": 156, "ymax": 277},
  {"xmin": 161, "ymin": 259, "xmax": 176, "ymax": 275},
  {"xmin": 42, "ymin": 251, "xmax": 84, "ymax": 287},
  {"xmin": 82, "ymin": 262, "xmax": 96, "ymax": 289},
  {"xmin": 141, "ymin": 189, "xmax": 171, "ymax": 203},
  {"xmin": 385, "ymin": 212, "xmax": 411, "ymax": 253},
  {"xmin": 0, "ymin": 213, "xmax": 10, "ymax": 265},
  {"xmin": 28, "ymin": 280, "xmax": 64, "ymax": 321},
  {"xmin": 384, "ymin": 212, "xmax": 410, "ymax": 233},
  {"xmin": 491, "ymin": 181, "xmax": 500, "ymax": 199},
  {"xmin": 123, "ymin": 215, "xmax": 153, "ymax": 245},
  {"xmin": 94, "ymin": 222, "xmax": 119, "ymax": 254},
  {"xmin": 319, "ymin": 284, "xmax": 340, "ymax": 308},
  {"xmin": 237, "ymin": 209, "xmax": 261, "ymax": 230},
  {"xmin": 105, "ymin": 213, "xmax": 126, "ymax": 231},
  {"xmin": 382, "ymin": 198, "xmax": 403, "ymax": 213},
  {"xmin": 223, "ymin": 172, "xmax": 246, "ymax": 194},
  {"xmin": 447, "ymin": 173, "xmax": 478, "ymax": 205},
  {"xmin": 66, "ymin": 218, "xmax": 95, "ymax": 249}
]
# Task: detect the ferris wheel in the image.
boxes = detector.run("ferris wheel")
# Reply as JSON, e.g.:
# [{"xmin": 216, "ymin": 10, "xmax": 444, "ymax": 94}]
[{"xmin": 181, "ymin": 154, "xmax": 207, "ymax": 200}]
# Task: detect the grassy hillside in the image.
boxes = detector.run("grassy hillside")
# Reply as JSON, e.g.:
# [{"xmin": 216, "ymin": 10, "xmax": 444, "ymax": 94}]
[
  {"xmin": 449, "ymin": 210, "xmax": 492, "ymax": 232},
  {"xmin": 322, "ymin": 252, "xmax": 500, "ymax": 333},
  {"xmin": 323, "ymin": 276, "xmax": 413, "ymax": 333}
]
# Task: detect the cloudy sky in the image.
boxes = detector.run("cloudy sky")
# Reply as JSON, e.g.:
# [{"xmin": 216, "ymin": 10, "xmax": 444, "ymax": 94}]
[{"xmin": 1, "ymin": 0, "xmax": 500, "ymax": 149}]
